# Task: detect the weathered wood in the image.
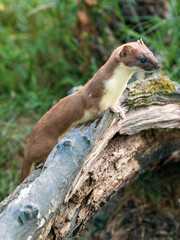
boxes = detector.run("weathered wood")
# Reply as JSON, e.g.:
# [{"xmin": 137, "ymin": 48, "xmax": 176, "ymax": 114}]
[{"xmin": 0, "ymin": 75, "xmax": 179, "ymax": 240}]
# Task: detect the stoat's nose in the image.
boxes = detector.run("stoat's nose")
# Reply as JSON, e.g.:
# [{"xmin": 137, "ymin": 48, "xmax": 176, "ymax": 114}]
[{"xmin": 155, "ymin": 64, "xmax": 160, "ymax": 70}]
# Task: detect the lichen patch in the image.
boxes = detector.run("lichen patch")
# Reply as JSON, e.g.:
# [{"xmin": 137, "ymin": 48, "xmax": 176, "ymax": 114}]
[{"xmin": 128, "ymin": 75, "xmax": 177, "ymax": 97}]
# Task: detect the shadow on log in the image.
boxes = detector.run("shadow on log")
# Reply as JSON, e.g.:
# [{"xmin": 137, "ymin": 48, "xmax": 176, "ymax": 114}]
[{"xmin": 0, "ymin": 75, "xmax": 179, "ymax": 240}]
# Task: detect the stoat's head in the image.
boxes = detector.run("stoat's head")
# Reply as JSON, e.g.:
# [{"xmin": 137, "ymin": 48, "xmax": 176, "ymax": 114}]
[{"xmin": 115, "ymin": 39, "xmax": 160, "ymax": 73}]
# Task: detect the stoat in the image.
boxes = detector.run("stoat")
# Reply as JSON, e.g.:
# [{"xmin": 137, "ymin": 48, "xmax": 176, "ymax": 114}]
[{"xmin": 20, "ymin": 39, "xmax": 160, "ymax": 182}]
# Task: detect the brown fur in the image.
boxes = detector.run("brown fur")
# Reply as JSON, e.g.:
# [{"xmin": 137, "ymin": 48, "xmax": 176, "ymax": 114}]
[
  {"xmin": 118, "ymin": 41, "xmax": 159, "ymax": 71},
  {"xmin": 20, "ymin": 40, "xmax": 159, "ymax": 182}
]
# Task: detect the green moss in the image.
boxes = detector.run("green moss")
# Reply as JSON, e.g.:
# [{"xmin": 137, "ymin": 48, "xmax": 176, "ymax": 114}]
[
  {"xmin": 128, "ymin": 75, "xmax": 178, "ymax": 108},
  {"xmin": 129, "ymin": 75, "xmax": 178, "ymax": 96},
  {"xmin": 129, "ymin": 75, "xmax": 178, "ymax": 97}
]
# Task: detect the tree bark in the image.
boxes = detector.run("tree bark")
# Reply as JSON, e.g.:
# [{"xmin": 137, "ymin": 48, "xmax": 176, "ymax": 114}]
[{"xmin": 0, "ymin": 75, "xmax": 179, "ymax": 240}]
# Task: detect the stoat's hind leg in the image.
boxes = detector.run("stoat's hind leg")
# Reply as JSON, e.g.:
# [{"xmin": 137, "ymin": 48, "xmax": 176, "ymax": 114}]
[{"xmin": 20, "ymin": 159, "xmax": 34, "ymax": 182}]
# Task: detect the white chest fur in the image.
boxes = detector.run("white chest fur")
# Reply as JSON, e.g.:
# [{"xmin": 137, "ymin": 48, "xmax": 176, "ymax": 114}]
[{"xmin": 99, "ymin": 63, "xmax": 134, "ymax": 110}]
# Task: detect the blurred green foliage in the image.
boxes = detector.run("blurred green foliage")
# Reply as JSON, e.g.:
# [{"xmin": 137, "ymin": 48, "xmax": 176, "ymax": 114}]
[{"xmin": 0, "ymin": 0, "xmax": 179, "ymax": 200}]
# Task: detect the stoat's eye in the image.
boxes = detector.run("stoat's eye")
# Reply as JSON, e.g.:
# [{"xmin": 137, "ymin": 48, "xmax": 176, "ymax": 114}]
[{"xmin": 140, "ymin": 58, "xmax": 146, "ymax": 63}]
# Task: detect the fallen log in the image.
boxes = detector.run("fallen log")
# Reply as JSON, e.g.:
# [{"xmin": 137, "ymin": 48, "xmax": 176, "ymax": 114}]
[{"xmin": 0, "ymin": 75, "xmax": 179, "ymax": 240}]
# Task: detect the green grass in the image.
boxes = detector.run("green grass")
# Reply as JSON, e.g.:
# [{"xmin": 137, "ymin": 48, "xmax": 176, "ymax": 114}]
[{"xmin": 0, "ymin": 0, "xmax": 179, "ymax": 201}]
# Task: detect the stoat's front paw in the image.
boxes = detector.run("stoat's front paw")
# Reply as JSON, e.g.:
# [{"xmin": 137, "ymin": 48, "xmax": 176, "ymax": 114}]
[{"xmin": 109, "ymin": 106, "xmax": 126, "ymax": 120}]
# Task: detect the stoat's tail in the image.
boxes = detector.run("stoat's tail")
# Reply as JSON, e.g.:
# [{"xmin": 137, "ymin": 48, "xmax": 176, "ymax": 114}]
[{"xmin": 20, "ymin": 159, "xmax": 34, "ymax": 182}]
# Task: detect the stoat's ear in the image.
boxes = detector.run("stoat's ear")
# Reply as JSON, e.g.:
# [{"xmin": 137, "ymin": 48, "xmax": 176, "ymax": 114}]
[
  {"xmin": 119, "ymin": 45, "xmax": 134, "ymax": 58},
  {"xmin": 137, "ymin": 38, "xmax": 145, "ymax": 45}
]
